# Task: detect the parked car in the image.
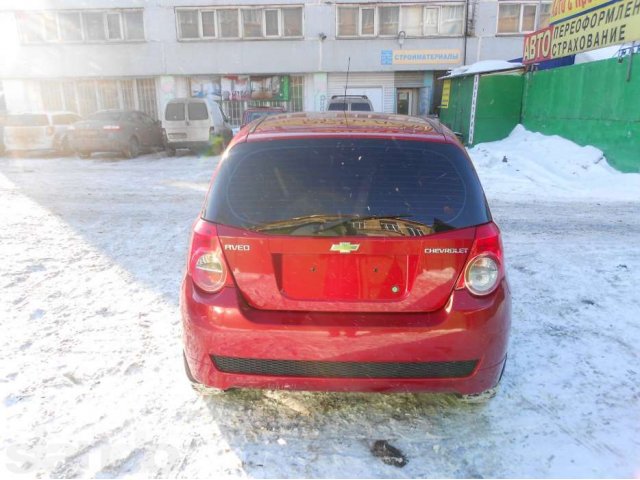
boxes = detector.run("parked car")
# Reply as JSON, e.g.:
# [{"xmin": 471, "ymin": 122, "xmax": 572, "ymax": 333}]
[
  {"xmin": 162, "ymin": 98, "xmax": 233, "ymax": 155},
  {"xmin": 326, "ymin": 95, "xmax": 374, "ymax": 112},
  {"xmin": 0, "ymin": 111, "xmax": 6, "ymax": 155},
  {"xmin": 3, "ymin": 111, "xmax": 81, "ymax": 155},
  {"xmin": 70, "ymin": 110, "xmax": 163, "ymax": 159},
  {"xmin": 240, "ymin": 106, "xmax": 286, "ymax": 129},
  {"xmin": 181, "ymin": 112, "xmax": 511, "ymax": 400}
]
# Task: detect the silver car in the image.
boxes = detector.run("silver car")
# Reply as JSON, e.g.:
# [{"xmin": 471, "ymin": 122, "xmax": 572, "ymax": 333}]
[{"xmin": 3, "ymin": 111, "xmax": 81, "ymax": 154}]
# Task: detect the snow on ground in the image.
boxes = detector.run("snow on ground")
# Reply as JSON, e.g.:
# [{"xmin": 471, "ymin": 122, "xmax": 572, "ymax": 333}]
[
  {"xmin": 0, "ymin": 133, "xmax": 639, "ymax": 477},
  {"xmin": 468, "ymin": 125, "xmax": 640, "ymax": 202}
]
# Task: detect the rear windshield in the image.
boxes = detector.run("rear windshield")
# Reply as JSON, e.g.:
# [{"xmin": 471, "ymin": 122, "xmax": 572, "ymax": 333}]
[
  {"xmin": 52, "ymin": 114, "xmax": 79, "ymax": 125},
  {"xmin": 88, "ymin": 112, "xmax": 122, "ymax": 121},
  {"xmin": 188, "ymin": 102, "xmax": 208, "ymax": 121},
  {"xmin": 165, "ymin": 103, "xmax": 185, "ymax": 121},
  {"xmin": 244, "ymin": 111, "xmax": 280, "ymax": 124},
  {"xmin": 327, "ymin": 103, "xmax": 347, "ymax": 111},
  {"xmin": 204, "ymin": 139, "xmax": 490, "ymax": 237},
  {"xmin": 5, "ymin": 114, "xmax": 49, "ymax": 127},
  {"xmin": 350, "ymin": 102, "xmax": 372, "ymax": 111}
]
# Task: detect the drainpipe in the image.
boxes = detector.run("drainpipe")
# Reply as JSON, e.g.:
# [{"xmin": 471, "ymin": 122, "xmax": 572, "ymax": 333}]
[{"xmin": 462, "ymin": 0, "xmax": 469, "ymax": 65}]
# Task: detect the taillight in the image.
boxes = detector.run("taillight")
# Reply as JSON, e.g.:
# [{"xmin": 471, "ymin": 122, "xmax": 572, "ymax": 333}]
[
  {"xmin": 188, "ymin": 220, "xmax": 233, "ymax": 294},
  {"xmin": 161, "ymin": 128, "xmax": 167, "ymax": 139},
  {"xmin": 103, "ymin": 125, "xmax": 121, "ymax": 131},
  {"xmin": 455, "ymin": 222, "xmax": 504, "ymax": 296}
]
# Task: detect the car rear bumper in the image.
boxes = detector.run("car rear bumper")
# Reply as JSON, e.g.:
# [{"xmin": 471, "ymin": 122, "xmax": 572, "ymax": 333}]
[
  {"xmin": 71, "ymin": 135, "xmax": 127, "ymax": 153},
  {"xmin": 165, "ymin": 140, "xmax": 213, "ymax": 150},
  {"xmin": 181, "ymin": 278, "xmax": 511, "ymax": 394},
  {"xmin": 4, "ymin": 138, "xmax": 55, "ymax": 151}
]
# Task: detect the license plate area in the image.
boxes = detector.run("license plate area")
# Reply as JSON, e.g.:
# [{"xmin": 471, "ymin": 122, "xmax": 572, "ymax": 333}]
[{"xmin": 278, "ymin": 254, "xmax": 408, "ymax": 301}]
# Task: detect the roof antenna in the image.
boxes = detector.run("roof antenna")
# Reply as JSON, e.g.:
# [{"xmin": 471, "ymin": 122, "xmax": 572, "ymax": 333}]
[{"xmin": 343, "ymin": 57, "xmax": 351, "ymax": 112}]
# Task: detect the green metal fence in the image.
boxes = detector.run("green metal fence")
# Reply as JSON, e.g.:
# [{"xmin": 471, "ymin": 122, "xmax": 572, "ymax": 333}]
[
  {"xmin": 439, "ymin": 71, "xmax": 524, "ymax": 147},
  {"xmin": 522, "ymin": 55, "xmax": 640, "ymax": 173}
]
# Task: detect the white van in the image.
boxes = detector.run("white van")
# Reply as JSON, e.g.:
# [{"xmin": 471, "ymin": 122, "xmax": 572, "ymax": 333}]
[{"xmin": 162, "ymin": 98, "xmax": 233, "ymax": 155}]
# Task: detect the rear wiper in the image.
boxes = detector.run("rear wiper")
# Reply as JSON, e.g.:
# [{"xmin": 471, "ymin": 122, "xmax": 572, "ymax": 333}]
[
  {"xmin": 252, "ymin": 214, "xmax": 349, "ymax": 232},
  {"xmin": 432, "ymin": 218, "xmax": 456, "ymax": 232},
  {"xmin": 316, "ymin": 214, "xmax": 414, "ymax": 232}
]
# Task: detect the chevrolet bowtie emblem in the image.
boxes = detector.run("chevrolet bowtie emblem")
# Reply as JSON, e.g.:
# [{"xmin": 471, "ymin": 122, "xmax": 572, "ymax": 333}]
[{"xmin": 330, "ymin": 242, "xmax": 360, "ymax": 254}]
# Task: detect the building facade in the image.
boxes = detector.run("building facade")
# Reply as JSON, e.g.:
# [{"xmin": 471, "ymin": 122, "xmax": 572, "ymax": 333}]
[{"xmin": 0, "ymin": 0, "xmax": 551, "ymax": 125}]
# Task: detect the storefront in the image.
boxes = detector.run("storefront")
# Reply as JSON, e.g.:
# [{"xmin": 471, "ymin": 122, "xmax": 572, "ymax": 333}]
[
  {"xmin": 1, "ymin": 74, "xmax": 306, "ymax": 127},
  {"xmin": 183, "ymin": 74, "xmax": 305, "ymax": 126}
]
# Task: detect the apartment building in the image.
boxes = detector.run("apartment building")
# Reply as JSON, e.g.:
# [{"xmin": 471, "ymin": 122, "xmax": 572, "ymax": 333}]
[{"xmin": 0, "ymin": 0, "xmax": 551, "ymax": 125}]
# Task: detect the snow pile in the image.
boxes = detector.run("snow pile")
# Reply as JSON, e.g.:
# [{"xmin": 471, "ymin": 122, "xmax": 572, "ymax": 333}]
[
  {"xmin": 574, "ymin": 43, "xmax": 638, "ymax": 64},
  {"xmin": 443, "ymin": 60, "xmax": 523, "ymax": 78},
  {"xmin": 468, "ymin": 125, "xmax": 640, "ymax": 201}
]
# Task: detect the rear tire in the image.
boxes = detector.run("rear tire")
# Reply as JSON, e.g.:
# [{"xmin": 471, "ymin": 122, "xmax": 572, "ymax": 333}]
[
  {"xmin": 166, "ymin": 146, "xmax": 176, "ymax": 157},
  {"xmin": 124, "ymin": 137, "xmax": 139, "ymax": 159},
  {"xmin": 59, "ymin": 137, "xmax": 71, "ymax": 156}
]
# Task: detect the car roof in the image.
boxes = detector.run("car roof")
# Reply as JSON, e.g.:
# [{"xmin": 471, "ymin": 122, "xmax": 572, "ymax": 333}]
[
  {"xmin": 166, "ymin": 97, "xmax": 207, "ymax": 103},
  {"xmin": 330, "ymin": 95, "xmax": 369, "ymax": 100},
  {"xmin": 244, "ymin": 106, "xmax": 286, "ymax": 111},
  {"xmin": 239, "ymin": 112, "xmax": 451, "ymax": 144},
  {"xmin": 8, "ymin": 111, "xmax": 78, "ymax": 116},
  {"xmin": 91, "ymin": 109, "xmax": 147, "ymax": 115}
]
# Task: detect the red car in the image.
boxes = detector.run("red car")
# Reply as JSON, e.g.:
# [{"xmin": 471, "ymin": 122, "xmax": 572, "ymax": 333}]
[{"xmin": 181, "ymin": 112, "xmax": 511, "ymax": 399}]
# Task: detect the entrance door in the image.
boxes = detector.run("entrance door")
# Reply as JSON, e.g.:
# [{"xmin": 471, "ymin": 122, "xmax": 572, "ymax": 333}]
[{"xmin": 396, "ymin": 89, "xmax": 419, "ymax": 115}]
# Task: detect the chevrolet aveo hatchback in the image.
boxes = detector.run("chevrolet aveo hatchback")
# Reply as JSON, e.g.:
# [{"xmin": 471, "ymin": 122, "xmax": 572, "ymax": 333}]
[{"xmin": 181, "ymin": 112, "xmax": 511, "ymax": 399}]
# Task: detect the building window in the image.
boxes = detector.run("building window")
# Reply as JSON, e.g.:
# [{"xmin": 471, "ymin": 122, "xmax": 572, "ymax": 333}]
[
  {"xmin": 379, "ymin": 6, "xmax": 399, "ymax": 35},
  {"xmin": 39, "ymin": 78, "xmax": 158, "ymax": 119},
  {"xmin": 82, "ymin": 12, "xmax": 106, "ymax": 41},
  {"xmin": 539, "ymin": 3, "xmax": 551, "ymax": 27},
  {"xmin": 424, "ymin": 8, "xmax": 439, "ymax": 35},
  {"xmin": 402, "ymin": 5, "xmax": 423, "ymax": 36},
  {"xmin": 265, "ymin": 9, "xmax": 280, "ymax": 36},
  {"xmin": 360, "ymin": 8, "xmax": 375, "ymax": 36},
  {"xmin": 337, "ymin": 7, "xmax": 358, "ymax": 36},
  {"xmin": 440, "ymin": 5, "xmax": 464, "ymax": 35},
  {"xmin": 124, "ymin": 11, "xmax": 144, "ymax": 40},
  {"xmin": 282, "ymin": 8, "xmax": 303, "ymax": 37},
  {"xmin": 176, "ymin": 6, "xmax": 303, "ymax": 40},
  {"xmin": 17, "ymin": 9, "xmax": 145, "ymax": 44},
  {"xmin": 58, "ymin": 12, "xmax": 82, "ymax": 41},
  {"xmin": 106, "ymin": 13, "xmax": 122, "ymax": 40},
  {"xmin": 201, "ymin": 11, "xmax": 216, "ymax": 37},
  {"xmin": 337, "ymin": 4, "xmax": 465, "ymax": 38},
  {"xmin": 242, "ymin": 9, "xmax": 263, "ymax": 38},
  {"xmin": 497, "ymin": 2, "xmax": 551, "ymax": 33},
  {"xmin": 177, "ymin": 10, "xmax": 199, "ymax": 39},
  {"xmin": 43, "ymin": 13, "xmax": 59, "ymax": 41},
  {"xmin": 16, "ymin": 12, "xmax": 45, "ymax": 43},
  {"xmin": 218, "ymin": 10, "xmax": 240, "ymax": 38}
]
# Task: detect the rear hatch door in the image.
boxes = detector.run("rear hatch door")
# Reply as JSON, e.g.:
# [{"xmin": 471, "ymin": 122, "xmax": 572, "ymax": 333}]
[{"xmin": 205, "ymin": 137, "xmax": 490, "ymax": 313}]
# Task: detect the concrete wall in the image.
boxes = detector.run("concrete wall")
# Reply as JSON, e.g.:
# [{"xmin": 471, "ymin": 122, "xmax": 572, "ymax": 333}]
[{"xmin": 471, "ymin": 0, "xmax": 527, "ymax": 62}]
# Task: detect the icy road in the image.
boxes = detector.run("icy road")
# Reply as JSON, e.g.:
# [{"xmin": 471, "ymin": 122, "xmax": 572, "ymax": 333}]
[{"xmin": 1, "ymin": 127, "xmax": 639, "ymax": 478}]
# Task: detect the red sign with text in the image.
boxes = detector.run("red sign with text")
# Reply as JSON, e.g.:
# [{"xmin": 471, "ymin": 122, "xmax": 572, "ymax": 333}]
[{"xmin": 523, "ymin": 26, "xmax": 554, "ymax": 64}]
